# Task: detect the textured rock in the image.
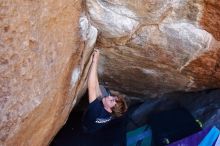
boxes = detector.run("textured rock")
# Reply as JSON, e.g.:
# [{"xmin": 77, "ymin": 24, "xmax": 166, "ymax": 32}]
[
  {"xmin": 85, "ymin": 0, "xmax": 220, "ymax": 97},
  {"xmin": 200, "ymin": 0, "xmax": 220, "ymax": 40},
  {"xmin": 86, "ymin": 0, "xmax": 139, "ymax": 38},
  {"xmin": 181, "ymin": 40, "xmax": 220, "ymax": 89},
  {"xmin": 73, "ymin": 14, "xmax": 98, "ymax": 100},
  {"xmin": 0, "ymin": 0, "xmax": 88, "ymax": 146}
]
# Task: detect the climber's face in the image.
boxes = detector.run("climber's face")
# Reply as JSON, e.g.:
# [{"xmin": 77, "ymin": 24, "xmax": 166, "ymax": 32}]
[{"xmin": 102, "ymin": 95, "xmax": 117, "ymax": 109}]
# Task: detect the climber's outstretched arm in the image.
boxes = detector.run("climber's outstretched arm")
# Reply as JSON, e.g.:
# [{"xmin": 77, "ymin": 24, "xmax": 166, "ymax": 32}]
[
  {"xmin": 88, "ymin": 49, "xmax": 101, "ymax": 103},
  {"xmin": 96, "ymin": 75, "xmax": 102, "ymax": 98}
]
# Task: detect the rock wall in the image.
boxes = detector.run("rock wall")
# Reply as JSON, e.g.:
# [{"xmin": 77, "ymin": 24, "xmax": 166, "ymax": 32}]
[
  {"xmin": 86, "ymin": 0, "xmax": 220, "ymax": 97},
  {"xmin": 0, "ymin": 0, "xmax": 88, "ymax": 146},
  {"xmin": 200, "ymin": 0, "xmax": 220, "ymax": 40}
]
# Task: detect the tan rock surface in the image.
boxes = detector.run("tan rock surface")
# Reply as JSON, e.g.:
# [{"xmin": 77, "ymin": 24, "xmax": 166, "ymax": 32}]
[
  {"xmin": 86, "ymin": 0, "xmax": 220, "ymax": 97},
  {"xmin": 0, "ymin": 0, "xmax": 89, "ymax": 146},
  {"xmin": 200, "ymin": 0, "xmax": 220, "ymax": 40}
]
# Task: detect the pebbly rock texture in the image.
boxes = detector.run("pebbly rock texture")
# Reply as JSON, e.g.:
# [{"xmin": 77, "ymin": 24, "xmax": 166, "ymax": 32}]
[
  {"xmin": 86, "ymin": 0, "xmax": 220, "ymax": 98},
  {"xmin": 200, "ymin": 0, "xmax": 220, "ymax": 41},
  {"xmin": 0, "ymin": 0, "xmax": 98, "ymax": 146}
]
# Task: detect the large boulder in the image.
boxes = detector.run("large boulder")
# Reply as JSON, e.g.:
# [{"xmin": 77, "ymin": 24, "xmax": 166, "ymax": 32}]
[
  {"xmin": 86, "ymin": 0, "xmax": 220, "ymax": 97},
  {"xmin": 0, "ymin": 0, "xmax": 97, "ymax": 146}
]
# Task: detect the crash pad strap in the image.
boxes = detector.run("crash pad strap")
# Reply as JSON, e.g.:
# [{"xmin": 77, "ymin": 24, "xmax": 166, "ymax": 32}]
[{"xmin": 199, "ymin": 126, "xmax": 220, "ymax": 146}]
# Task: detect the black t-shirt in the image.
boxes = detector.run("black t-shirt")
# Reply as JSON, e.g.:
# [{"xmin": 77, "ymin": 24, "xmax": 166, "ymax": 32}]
[
  {"xmin": 76, "ymin": 98, "xmax": 127, "ymax": 146},
  {"xmin": 82, "ymin": 98, "xmax": 112, "ymax": 133}
]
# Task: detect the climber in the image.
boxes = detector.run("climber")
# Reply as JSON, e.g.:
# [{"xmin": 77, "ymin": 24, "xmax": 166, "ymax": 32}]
[{"xmin": 82, "ymin": 49, "xmax": 128, "ymax": 133}]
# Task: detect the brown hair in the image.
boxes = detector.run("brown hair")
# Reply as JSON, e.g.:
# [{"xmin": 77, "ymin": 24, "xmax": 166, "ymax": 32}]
[{"xmin": 112, "ymin": 95, "xmax": 128, "ymax": 117}]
